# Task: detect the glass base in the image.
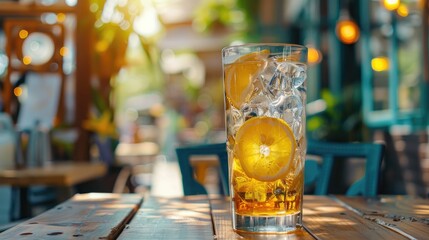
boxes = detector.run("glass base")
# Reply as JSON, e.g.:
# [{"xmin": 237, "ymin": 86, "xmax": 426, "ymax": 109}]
[{"xmin": 233, "ymin": 212, "xmax": 301, "ymax": 234}]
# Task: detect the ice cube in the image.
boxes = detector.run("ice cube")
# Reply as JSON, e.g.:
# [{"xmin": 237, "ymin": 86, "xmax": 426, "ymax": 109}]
[
  {"xmin": 270, "ymin": 94, "xmax": 303, "ymax": 119},
  {"xmin": 277, "ymin": 62, "xmax": 307, "ymax": 88},
  {"xmin": 241, "ymin": 94, "xmax": 270, "ymax": 119},
  {"xmin": 259, "ymin": 60, "xmax": 284, "ymax": 99},
  {"xmin": 259, "ymin": 60, "xmax": 278, "ymax": 85},
  {"xmin": 226, "ymin": 108, "xmax": 243, "ymax": 136},
  {"xmin": 290, "ymin": 119, "xmax": 303, "ymax": 141}
]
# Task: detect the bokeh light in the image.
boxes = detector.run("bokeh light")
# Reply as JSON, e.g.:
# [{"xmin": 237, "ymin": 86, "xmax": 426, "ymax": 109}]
[
  {"xmin": 307, "ymin": 46, "xmax": 322, "ymax": 65},
  {"xmin": 397, "ymin": 4, "xmax": 409, "ymax": 17},
  {"xmin": 57, "ymin": 13, "xmax": 66, "ymax": 23},
  {"xmin": 383, "ymin": 0, "xmax": 400, "ymax": 11},
  {"xmin": 19, "ymin": 30, "xmax": 28, "ymax": 39},
  {"xmin": 22, "ymin": 56, "xmax": 32, "ymax": 65},
  {"xmin": 14, "ymin": 87, "xmax": 23, "ymax": 97},
  {"xmin": 371, "ymin": 57, "xmax": 389, "ymax": 72},
  {"xmin": 60, "ymin": 46, "xmax": 69, "ymax": 56},
  {"xmin": 336, "ymin": 20, "xmax": 360, "ymax": 44}
]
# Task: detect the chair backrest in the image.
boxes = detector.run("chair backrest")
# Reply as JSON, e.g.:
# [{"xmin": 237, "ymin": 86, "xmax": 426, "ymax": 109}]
[
  {"xmin": 175, "ymin": 143, "xmax": 229, "ymax": 196},
  {"xmin": 176, "ymin": 140, "xmax": 384, "ymax": 198},
  {"xmin": 305, "ymin": 139, "xmax": 385, "ymax": 197}
]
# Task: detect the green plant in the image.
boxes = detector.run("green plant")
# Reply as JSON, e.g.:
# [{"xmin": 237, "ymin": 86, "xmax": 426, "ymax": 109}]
[
  {"xmin": 307, "ymin": 84, "xmax": 367, "ymax": 142},
  {"xmin": 193, "ymin": 0, "xmax": 258, "ymax": 42}
]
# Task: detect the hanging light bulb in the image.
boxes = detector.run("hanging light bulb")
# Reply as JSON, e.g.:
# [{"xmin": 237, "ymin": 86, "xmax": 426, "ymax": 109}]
[
  {"xmin": 336, "ymin": 20, "xmax": 360, "ymax": 44},
  {"xmin": 383, "ymin": 0, "xmax": 400, "ymax": 11},
  {"xmin": 307, "ymin": 45, "xmax": 323, "ymax": 65},
  {"xmin": 335, "ymin": 9, "xmax": 360, "ymax": 45}
]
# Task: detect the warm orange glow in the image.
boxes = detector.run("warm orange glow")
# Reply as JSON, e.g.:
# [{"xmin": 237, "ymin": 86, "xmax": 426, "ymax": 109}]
[
  {"xmin": 383, "ymin": 0, "xmax": 400, "ymax": 11},
  {"xmin": 397, "ymin": 4, "xmax": 409, "ymax": 17},
  {"xmin": 19, "ymin": 30, "xmax": 28, "ymax": 39},
  {"xmin": 307, "ymin": 47, "xmax": 322, "ymax": 64},
  {"xmin": 14, "ymin": 87, "xmax": 23, "ymax": 97},
  {"xmin": 371, "ymin": 57, "xmax": 389, "ymax": 72},
  {"xmin": 57, "ymin": 13, "xmax": 66, "ymax": 23},
  {"xmin": 60, "ymin": 46, "xmax": 68, "ymax": 56},
  {"xmin": 95, "ymin": 40, "xmax": 109, "ymax": 52},
  {"xmin": 22, "ymin": 56, "xmax": 32, "ymax": 65},
  {"xmin": 419, "ymin": 0, "xmax": 425, "ymax": 9},
  {"xmin": 336, "ymin": 20, "xmax": 360, "ymax": 44}
]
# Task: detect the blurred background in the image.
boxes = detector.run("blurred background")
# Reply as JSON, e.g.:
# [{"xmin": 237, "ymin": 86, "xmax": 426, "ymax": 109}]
[{"xmin": 0, "ymin": 0, "xmax": 428, "ymax": 206}]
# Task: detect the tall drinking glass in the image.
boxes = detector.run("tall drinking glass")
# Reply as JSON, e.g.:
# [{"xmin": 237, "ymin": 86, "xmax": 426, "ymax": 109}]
[{"xmin": 222, "ymin": 44, "xmax": 307, "ymax": 233}]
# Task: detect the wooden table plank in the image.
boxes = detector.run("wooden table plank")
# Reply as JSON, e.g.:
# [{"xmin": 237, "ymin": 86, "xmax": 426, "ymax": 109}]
[
  {"xmin": 303, "ymin": 195, "xmax": 409, "ymax": 239},
  {"xmin": 210, "ymin": 197, "xmax": 314, "ymax": 239},
  {"xmin": 335, "ymin": 195, "xmax": 429, "ymax": 240},
  {"xmin": 118, "ymin": 195, "xmax": 214, "ymax": 240},
  {"xmin": 0, "ymin": 193, "xmax": 142, "ymax": 239},
  {"xmin": 0, "ymin": 162, "xmax": 107, "ymax": 187}
]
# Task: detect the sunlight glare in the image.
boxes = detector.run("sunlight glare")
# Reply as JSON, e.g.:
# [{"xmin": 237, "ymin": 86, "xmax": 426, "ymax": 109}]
[{"xmin": 133, "ymin": 6, "xmax": 162, "ymax": 37}]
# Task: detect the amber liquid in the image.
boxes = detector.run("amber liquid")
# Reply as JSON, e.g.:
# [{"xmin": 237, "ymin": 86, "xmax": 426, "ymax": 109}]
[{"xmin": 231, "ymin": 154, "xmax": 304, "ymax": 216}]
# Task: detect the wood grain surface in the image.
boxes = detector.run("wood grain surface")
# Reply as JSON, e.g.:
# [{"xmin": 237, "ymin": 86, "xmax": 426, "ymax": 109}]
[
  {"xmin": 0, "ymin": 193, "xmax": 142, "ymax": 239},
  {"xmin": 118, "ymin": 195, "xmax": 213, "ymax": 240},
  {"xmin": 303, "ymin": 195, "xmax": 410, "ymax": 239},
  {"xmin": 335, "ymin": 195, "xmax": 429, "ymax": 240},
  {"xmin": 2, "ymin": 194, "xmax": 428, "ymax": 239}
]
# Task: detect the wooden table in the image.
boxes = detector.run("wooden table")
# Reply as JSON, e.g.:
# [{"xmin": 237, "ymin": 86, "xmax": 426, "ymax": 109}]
[
  {"xmin": 0, "ymin": 162, "xmax": 107, "ymax": 218},
  {"xmin": 1, "ymin": 193, "xmax": 428, "ymax": 239},
  {"xmin": 0, "ymin": 162, "xmax": 107, "ymax": 187}
]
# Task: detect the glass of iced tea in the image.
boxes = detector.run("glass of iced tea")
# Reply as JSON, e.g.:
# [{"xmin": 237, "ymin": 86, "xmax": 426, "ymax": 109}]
[{"xmin": 222, "ymin": 44, "xmax": 307, "ymax": 233}]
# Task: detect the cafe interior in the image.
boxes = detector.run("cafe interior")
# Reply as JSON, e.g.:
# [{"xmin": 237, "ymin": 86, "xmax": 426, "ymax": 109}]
[{"xmin": 0, "ymin": 0, "xmax": 428, "ymax": 231}]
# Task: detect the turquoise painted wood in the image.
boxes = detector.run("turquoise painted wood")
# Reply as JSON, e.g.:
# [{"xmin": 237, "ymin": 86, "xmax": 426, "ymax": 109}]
[
  {"xmin": 359, "ymin": 0, "xmax": 427, "ymax": 129},
  {"xmin": 305, "ymin": 139, "xmax": 385, "ymax": 197},
  {"xmin": 175, "ymin": 143, "xmax": 229, "ymax": 196},
  {"xmin": 177, "ymin": 140, "xmax": 384, "ymax": 198}
]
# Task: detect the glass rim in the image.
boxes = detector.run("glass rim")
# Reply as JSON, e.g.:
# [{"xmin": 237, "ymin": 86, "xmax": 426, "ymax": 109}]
[{"xmin": 222, "ymin": 43, "xmax": 307, "ymax": 52}]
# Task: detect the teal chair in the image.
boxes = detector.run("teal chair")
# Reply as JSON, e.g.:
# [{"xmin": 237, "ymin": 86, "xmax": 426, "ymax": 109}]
[
  {"xmin": 176, "ymin": 143, "xmax": 229, "ymax": 196},
  {"xmin": 305, "ymin": 140, "xmax": 384, "ymax": 197},
  {"xmin": 176, "ymin": 140, "xmax": 384, "ymax": 197}
]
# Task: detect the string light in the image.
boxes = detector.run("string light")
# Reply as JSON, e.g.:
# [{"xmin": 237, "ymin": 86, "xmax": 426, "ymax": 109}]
[
  {"xmin": 336, "ymin": 19, "xmax": 360, "ymax": 44},
  {"xmin": 14, "ymin": 87, "xmax": 23, "ymax": 97},
  {"xmin": 19, "ymin": 30, "xmax": 28, "ymax": 39},
  {"xmin": 371, "ymin": 57, "xmax": 389, "ymax": 72},
  {"xmin": 60, "ymin": 47, "xmax": 69, "ymax": 56},
  {"xmin": 57, "ymin": 13, "xmax": 66, "ymax": 23},
  {"xmin": 383, "ymin": 0, "xmax": 400, "ymax": 11},
  {"xmin": 397, "ymin": 4, "xmax": 409, "ymax": 17},
  {"xmin": 22, "ymin": 56, "xmax": 32, "ymax": 65},
  {"xmin": 307, "ymin": 46, "xmax": 322, "ymax": 65}
]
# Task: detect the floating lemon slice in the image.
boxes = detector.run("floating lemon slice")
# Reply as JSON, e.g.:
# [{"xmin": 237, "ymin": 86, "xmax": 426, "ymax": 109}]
[
  {"xmin": 234, "ymin": 116, "xmax": 296, "ymax": 182},
  {"xmin": 224, "ymin": 49, "xmax": 269, "ymax": 108}
]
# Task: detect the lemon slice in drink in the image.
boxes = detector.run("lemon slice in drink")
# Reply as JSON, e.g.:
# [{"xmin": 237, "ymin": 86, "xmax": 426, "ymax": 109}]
[
  {"xmin": 234, "ymin": 116, "xmax": 296, "ymax": 182},
  {"xmin": 224, "ymin": 49, "xmax": 269, "ymax": 108}
]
